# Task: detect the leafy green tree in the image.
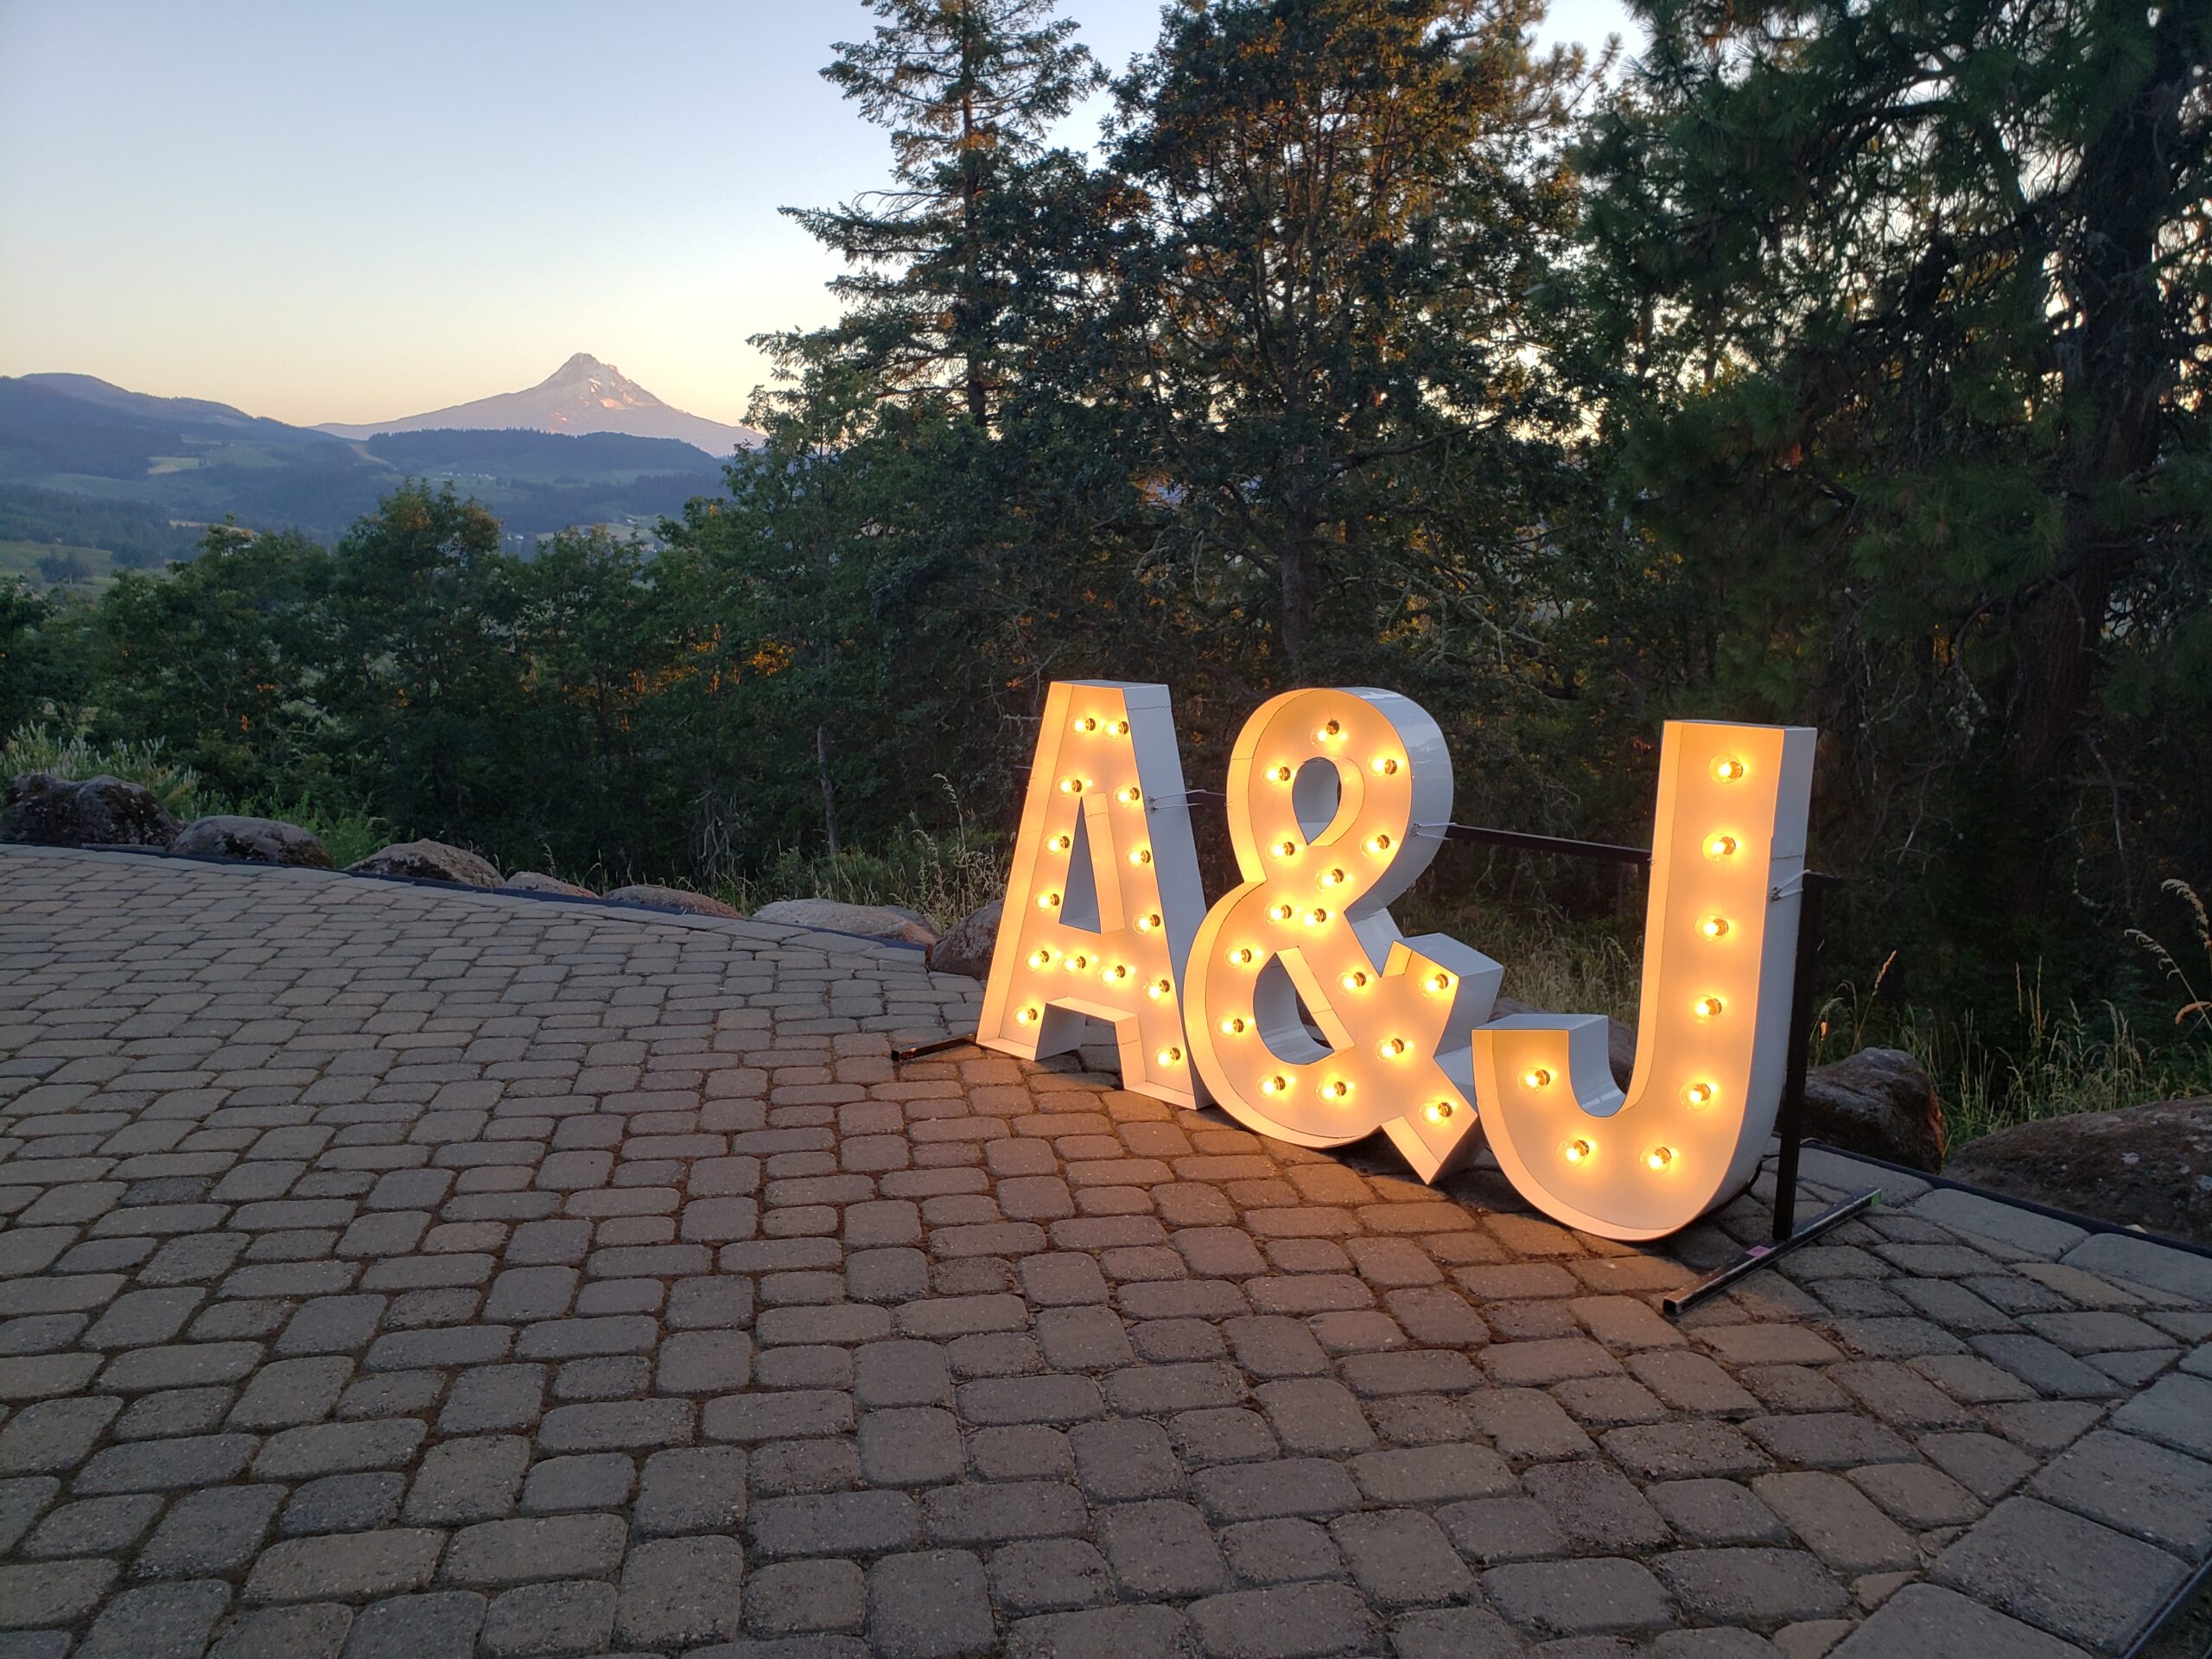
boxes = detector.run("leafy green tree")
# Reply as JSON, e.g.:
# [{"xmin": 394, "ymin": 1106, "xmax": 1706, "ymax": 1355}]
[
  {"xmin": 91, "ymin": 523, "xmax": 333, "ymax": 801},
  {"xmin": 791, "ymin": 0, "xmax": 1102, "ymax": 425}
]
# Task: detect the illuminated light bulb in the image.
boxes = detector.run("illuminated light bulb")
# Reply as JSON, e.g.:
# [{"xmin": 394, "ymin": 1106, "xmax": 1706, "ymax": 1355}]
[
  {"xmin": 1364, "ymin": 832, "xmax": 1393, "ymax": 855},
  {"xmin": 1425, "ymin": 971, "xmax": 1453, "ymax": 995},
  {"xmin": 1014, "ymin": 1006, "xmax": 1039, "ymax": 1026},
  {"xmin": 1274, "ymin": 839, "xmax": 1300, "ymax": 859},
  {"xmin": 1693, "ymin": 994, "xmax": 1725, "ymax": 1020},
  {"xmin": 1425, "ymin": 1100, "xmax": 1454, "ymax": 1124},
  {"xmin": 1059, "ymin": 776, "xmax": 1085, "ymax": 795},
  {"xmin": 1156, "ymin": 1046, "xmax": 1184, "ymax": 1066},
  {"xmin": 1304, "ymin": 906, "xmax": 1330, "ymax": 927},
  {"xmin": 1706, "ymin": 833, "xmax": 1739, "ymax": 860},
  {"xmin": 1340, "ymin": 969, "xmax": 1370, "ymax": 991},
  {"xmin": 1065, "ymin": 953, "xmax": 1090, "ymax": 972},
  {"xmin": 1128, "ymin": 848, "xmax": 1152, "ymax": 866},
  {"xmin": 1563, "ymin": 1138, "xmax": 1592, "ymax": 1165},
  {"xmin": 1315, "ymin": 719, "xmax": 1344, "ymax": 742},
  {"xmin": 1370, "ymin": 755, "xmax": 1401, "ymax": 776},
  {"xmin": 1260, "ymin": 1074, "xmax": 1289, "ymax": 1096},
  {"xmin": 1321, "ymin": 1079, "xmax": 1350, "ymax": 1100},
  {"xmin": 1117, "ymin": 785, "xmax": 1142, "ymax": 805},
  {"xmin": 1713, "ymin": 756, "xmax": 1745, "ymax": 782},
  {"xmin": 1522, "ymin": 1066, "xmax": 1554, "ymax": 1090},
  {"xmin": 1270, "ymin": 902, "xmax": 1296, "ymax": 923},
  {"xmin": 1147, "ymin": 977, "xmax": 1173, "ymax": 1000},
  {"xmin": 1102, "ymin": 963, "xmax": 1129, "ymax": 983},
  {"xmin": 1700, "ymin": 915, "xmax": 1731, "ymax": 939},
  {"xmin": 1233, "ymin": 946, "xmax": 1256, "ymax": 966},
  {"xmin": 1646, "ymin": 1146, "xmax": 1675, "ymax": 1171},
  {"xmin": 1050, "ymin": 833, "xmax": 1072, "ymax": 852},
  {"xmin": 1111, "ymin": 718, "xmax": 1129, "ymax": 736},
  {"xmin": 1134, "ymin": 913, "xmax": 1160, "ymax": 934},
  {"xmin": 1027, "ymin": 949, "xmax": 1053, "ymax": 969},
  {"xmin": 1077, "ymin": 715, "xmax": 1098, "ymax": 734},
  {"xmin": 1380, "ymin": 1036, "xmax": 1408, "ymax": 1058},
  {"xmin": 1268, "ymin": 764, "xmax": 1294, "ymax": 785},
  {"xmin": 1220, "ymin": 1015, "xmax": 1249, "ymax": 1036},
  {"xmin": 1319, "ymin": 868, "xmax": 1346, "ymax": 887},
  {"xmin": 1682, "ymin": 1080, "xmax": 1715, "ymax": 1107},
  {"xmin": 1038, "ymin": 892, "xmax": 1062, "ymax": 911}
]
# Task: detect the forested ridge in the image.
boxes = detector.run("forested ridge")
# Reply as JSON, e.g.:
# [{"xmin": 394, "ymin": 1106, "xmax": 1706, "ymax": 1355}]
[{"xmin": 5, "ymin": 0, "xmax": 2207, "ymax": 1107}]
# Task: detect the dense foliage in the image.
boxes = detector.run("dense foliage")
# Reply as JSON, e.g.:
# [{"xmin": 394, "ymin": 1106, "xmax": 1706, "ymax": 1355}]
[{"xmin": 6, "ymin": 0, "xmax": 2206, "ymax": 1080}]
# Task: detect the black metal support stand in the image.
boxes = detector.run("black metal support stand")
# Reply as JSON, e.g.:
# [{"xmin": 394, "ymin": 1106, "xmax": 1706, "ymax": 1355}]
[
  {"xmin": 893, "ymin": 1034, "xmax": 981, "ymax": 1063},
  {"xmin": 1663, "ymin": 873, "xmax": 1885, "ymax": 1317}
]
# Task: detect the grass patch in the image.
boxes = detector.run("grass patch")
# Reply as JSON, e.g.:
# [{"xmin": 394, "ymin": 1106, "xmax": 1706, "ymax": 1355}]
[{"xmin": 713, "ymin": 815, "xmax": 1004, "ymax": 932}]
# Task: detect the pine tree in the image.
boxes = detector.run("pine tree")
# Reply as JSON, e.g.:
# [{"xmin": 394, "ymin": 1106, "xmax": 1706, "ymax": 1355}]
[{"xmin": 788, "ymin": 0, "xmax": 1102, "ymax": 427}]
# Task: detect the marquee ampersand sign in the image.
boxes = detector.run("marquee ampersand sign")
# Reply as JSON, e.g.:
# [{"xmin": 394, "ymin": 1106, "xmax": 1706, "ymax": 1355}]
[
  {"xmin": 976, "ymin": 681, "xmax": 1210, "ymax": 1108},
  {"xmin": 1471, "ymin": 721, "xmax": 1815, "ymax": 1238},
  {"xmin": 1182, "ymin": 689, "xmax": 1503, "ymax": 1181}
]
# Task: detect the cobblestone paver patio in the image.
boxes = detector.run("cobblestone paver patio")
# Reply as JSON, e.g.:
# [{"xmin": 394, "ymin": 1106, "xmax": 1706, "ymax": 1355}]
[{"xmin": 1, "ymin": 845, "xmax": 2209, "ymax": 1659}]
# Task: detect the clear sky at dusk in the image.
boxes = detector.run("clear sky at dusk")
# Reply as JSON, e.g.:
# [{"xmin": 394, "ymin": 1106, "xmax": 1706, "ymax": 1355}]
[{"xmin": 0, "ymin": 0, "xmax": 1637, "ymax": 429}]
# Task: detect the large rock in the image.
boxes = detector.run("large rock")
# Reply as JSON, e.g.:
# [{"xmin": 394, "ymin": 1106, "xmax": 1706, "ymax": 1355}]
[
  {"xmin": 1802, "ymin": 1046, "xmax": 1947, "ymax": 1172},
  {"xmin": 1944, "ymin": 1098, "xmax": 2212, "ymax": 1246},
  {"xmin": 173, "ymin": 815, "xmax": 332, "ymax": 869},
  {"xmin": 348, "ymin": 839, "xmax": 501, "ymax": 888},
  {"xmin": 503, "ymin": 871, "xmax": 595, "ymax": 899},
  {"xmin": 928, "ymin": 899, "xmax": 1004, "ymax": 978},
  {"xmin": 2, "ymin": 772, "xmax": 180, "ymax": 849},
  {"xmin": 753, "ymin": 898, "xmax": 939, "ymax": 949},
  {"xmin": 602, "ymin": 884, "xmax": 746, "ymax": 919}
]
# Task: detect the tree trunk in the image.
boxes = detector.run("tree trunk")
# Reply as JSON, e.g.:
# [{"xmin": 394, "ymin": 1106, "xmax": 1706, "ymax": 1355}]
[{"xmin": 817, "ymin": 722, "xmax": 841, "ymax": 857}]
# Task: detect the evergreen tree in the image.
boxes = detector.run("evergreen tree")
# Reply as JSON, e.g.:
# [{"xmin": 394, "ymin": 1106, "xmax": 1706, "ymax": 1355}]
[{"xmin": 791, "ymin": 0, "xmax": 1103, "ymax": 426}]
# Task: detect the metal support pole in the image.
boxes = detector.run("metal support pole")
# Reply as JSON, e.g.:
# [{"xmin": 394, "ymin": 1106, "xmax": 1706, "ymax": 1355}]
[
  {"xmin": 1770, "ymin": 879, "xmax": 1827, "ymax": 1243},
  {"xmin": 893, "ymin": 1034, "xmax": 980, "ymax": 1064}
]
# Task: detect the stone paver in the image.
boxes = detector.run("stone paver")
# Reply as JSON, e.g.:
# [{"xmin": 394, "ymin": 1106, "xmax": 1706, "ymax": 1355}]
[{"xmin": 2, "ymin": 845, "xmax": 2209, "ymax": 1656}]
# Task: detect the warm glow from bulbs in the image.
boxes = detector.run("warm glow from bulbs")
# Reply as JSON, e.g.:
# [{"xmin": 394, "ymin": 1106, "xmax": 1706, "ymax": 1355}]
[
  {"xmin": 1319, "ymin": 868, "xmax": 1345, "ymax": 887},
  {"xmin": 1270, "ymin": 902, "xmax": 1295, "ymax": 922},
  {"xmin": 1051, "ymin": 833, "xmax": 1071, "ymax": 852},
  {"xmin": 1340, "ymin": 969, "xmax": 1370, "ymax": 991},
  {"xmin": 1522, "ymin": 1067, "xmax": 1553, "ymax": 1089},
  {"xmin": 1646, "ymin": 1146, "xmax": 1675, "ymax": 1171},
  {"xmin": 1693, "ymin": 995, "xmax": 1724, "ymax": 1019},
  {"xmin": 1135, "ymin": 912, "xmax": 1161, "ymax": 932},
  {"xmin": 1147, "ymin": 978, "xmax": 1173, "ymax": 1001},
  {"xmin": 1425, "ymin": 1101, "xmax": 1454, "ymax": 1124},
  {"xmin": 1118, "ymin": 785, "xmax": 1142, "ymax": 804},
  {"xmin": 1129, "ymin": 848, "xmax": 1152, "ymax": 865},
  {"xmin": 1564, "ymin": 1138, "xmax": 1592, "ymax": 1164},
  {"xmin": 1700, "ymin": 915, "xmax": 1730, "ymax": 938},
  {"xmin": 1077, "ymin": 715, "xmax": 1098, "ymax": 733},
  {"xmin": 1321, "ymin": 1079, "xmax": 1350, "ymax": 1099},
  {"xmin": 1316, "ymin": 719, "xmax": 1344, "ymax": 741},
  {"xmin": 1065, "ymin": 953, "xmax": 1090, "ymax": 972},
  {"xmin": 1260, "ymin": 1075, "xmax": 1288, "ymax": 1096},
  {"xmin": 1425, "ymin": 971, "xmax": 1452, "ymax": 995},
  {"xmin": 1370, "ymin": 755, "xmax": 1400, "ymax": 776},
  {"xmin": 1268, "ymin": 764, "xmax": 1294, "ymax": 784},
  {"xmin": 1103, "ymin": 963, "xmax": 1129, "ymax": 983},
  {"xmin": 1706, "ymin": 834, "xmax": 1738, "ymax": 860},
  {"xmin": 1364, "ymin": 833, "xmax": 1392, "ymax": 855},
  {"xmin": 1304, "ymin": 906, "xmax": 1330, "ymax": 926},
  {"xmin": 1381, "ymin": 1036, "xmax": 1408, "ymax": 1057},
  {"xmin": 1220, "ymin": 1016, "xmax": 1248, "ymax": 1035},
  {"xmin": 1157, "ymin": 1046, "xmax": 1183, "ymax": 1065},
  {"xmin": 1233, "ymin": 947, "xmax": 1256, "ymax": 966},
  {"xmin": 1682, "ymin": 1081, "xmax": 1714, "ymax": 1107},
  {"xmin": 1059, "ymin": 777, "xmax": 1084, "ymax": 795},
  {"xmin": 1274, "ymin": 839, "xmax": 1300, "ymax": 859},
  {"xmin": 1713, "ymin": 756, "xmax": 1745, "ymax": 782},
  {"xmin": 1039, "ymin": 892, "xmax": 1061, "ymax": 910},
  {"xmin": 1015, "ymin": 1006, "xmax": 1039, "ymax": 1025},
  {"xmin": 1111, "ymin": 719, "xmax": 1129, "ymax": 736},
  {"xmin": 1027, "ymin": 949, "xmax": 1053, "ymax": 969}
]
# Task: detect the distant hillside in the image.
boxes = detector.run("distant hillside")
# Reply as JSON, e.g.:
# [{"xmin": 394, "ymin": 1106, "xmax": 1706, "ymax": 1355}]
[
  {"xmin": 0, "ymin": 373, "xmax": 731, "ymax": 566},
  {"xmin": 319, "ymin": 353, "xmax": 761, "ymax": 455}
]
